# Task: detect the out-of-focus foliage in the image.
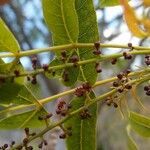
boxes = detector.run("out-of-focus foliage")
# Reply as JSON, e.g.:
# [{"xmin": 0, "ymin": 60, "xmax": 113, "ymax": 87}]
[{"xmin": 120, "ymin": 0, "xmax": 148, "ymax": 38}]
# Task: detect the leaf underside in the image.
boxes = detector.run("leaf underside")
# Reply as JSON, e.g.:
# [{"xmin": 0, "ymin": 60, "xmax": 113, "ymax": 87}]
[
  {"xmin": 65, "ymin": 92, "xmax": 97, "ymax": 150},
  {"xmin": 42, "ymin": 0, "xmax": 80, "ymax": 86},
  {"xmin": 76, "ymin": 0, "xmax": 99, "ymax": 85}
]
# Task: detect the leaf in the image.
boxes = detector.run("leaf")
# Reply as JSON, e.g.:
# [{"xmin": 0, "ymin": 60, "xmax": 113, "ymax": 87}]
[
  {"xmin": 0, "ymin": 82, "xmax": 23, "ymax": 104},
  {"xmin": 143, "ymin": 0, "xmax": 150, "ymax": 7},
  {"xmin": 75, "ymin": 0, "xmax": 99, "ymax": 85},
  {"xmin": 100, "ymin": 0, "xmax": 122, "ymax": 7},
  {"xmin": 65, "ymin": 92, "xmax": 97, "ymax": 150},
  {"xmin": 126, "ymin": 125, "xmax": 138, "ymax": 150},
  {"xmin": 100, "ymin": 0, "xmax": 130, "ymax": 7},
  {"xmin": 42, "ymin": 0, "xmax": 79, "ymax": 46},
  {"xmin": 129, "ymin": 111, "xmax": 150, "ymax": 137},
  {"xmin": 46, "ymin": 58, "xmax": 62, "ymax": 79},
  {"xmin": 14, "ymin": 83, "xmax": 42, "ymax": 105},
  {"xmin": 0, "ymin": 59, "xmax": 13, "ymax": 73},
  {"xmin": 0, "ymin": 109, "xmax": 47, "ymax": 129},
  {"xmin": 42, "ymin": 0, "xmax": 80, "ymax": 86},
  {"xmin": 0, "ymin": 82, "xmax": 49, "ymax": 129},
  {"xmin": 0, "ymin": 61, "xmax": 25, "ymax": 104},
  {"xmin": 0, "ymin": 18, "xmax": 20, "ymax": 53},
  {"xmin": 130, "ymin": 85, "xmax": 146, "ymax": 110},
  {"xmin": 120, "ymin": 0, "xmax": 148, "ymax": 38},
  {"xmin": 141, "ymin": 18, "xmax": 150, "ymax": 33}
]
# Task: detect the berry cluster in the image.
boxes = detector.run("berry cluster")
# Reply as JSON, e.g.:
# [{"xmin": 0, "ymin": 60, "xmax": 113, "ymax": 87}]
[
  {"xmin": 75, "ymin": 82, "xmax": 92, "ymax": 97},
  {"xmin": 113, "ymin": 70, "xmax": 132, "ymax": 93},
  {"xmin": 123, "ymin": 52, "xmax": 132, "ymax": 60},
  {"xmin": 70, "ymin": 54, "xmax": 79, "ymax": 67},
  {"xmin": 93, "ymin": 42, "xmax": 101, "ymax": 55},
  {"xmin": 56, "ymin": 99, "xmax": 71, "ymax": 116},
  {"xmin": 144, "ymin": 85, "xmax": 150, "ymax": 96},
  {"xmin": 0, "ymin": 144, "xmax": 8, "ymax": 150},
  {"xmin": 145, "ymin": 55, "xmax": 150, "ymax": 66},
  {"xmin": 80, "ymin": 108, "xmax": 92, "ymax": 119},
  {"xmin": 38, "ymin": 140, "xmax": 48, "ymax": 149},
  {"xmin": 111, "ymin": 58, "xmax": 117, "ymax": 65},
  {"xmin": 59, "ymin": 126, "xmax": 72, "ymax": 139},
  {"xmin": 62, "ymin": 69, "xmax": 69, "ymax": 82},
  {"xmin": 95, "ymin": 62, "xmax": 102, "ymax": 73},
  {"xmin": 42, "ymin": 64, "xmax": 49, "ymax": 71},
  {"xmin": 105, "ymin": 95, "xmax": 118, "ymax": 108},
  {"xmin": 21, "ymin": 127, "xmax": 37, "ymax": 150},
  {"xmin": 14, "ymin": 70, "xmax": 20, "ymax": 77},
  {"xmin": 128, "ymin": 43, "xmax": 134, "ymax": 51},
  {"xmin": 61, "ymin": 50, "xmax": 67, "ymax": 62},
  {"xmin": 0, "ymin": 128, "xmax": 36, "ymax": 150},
  {"xmin": 31, "ymin": 57, "xmax": 37, "ymax": 70}
]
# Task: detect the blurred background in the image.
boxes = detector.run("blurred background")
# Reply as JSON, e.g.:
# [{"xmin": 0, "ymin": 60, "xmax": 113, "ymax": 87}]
[{"xmin": 0, "ymin": 0, "xmax": 150, "ymax": 149}]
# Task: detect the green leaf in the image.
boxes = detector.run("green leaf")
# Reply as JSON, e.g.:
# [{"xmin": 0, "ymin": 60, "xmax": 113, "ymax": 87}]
[
  {"xmin": 0, "ymin": 82, "xmax": 23, "ymax": 104},
  {"xmin": 0, "ymin": 109, "xmax": 47, "ymax": 129},
  {"xmin": 65, "ymin": 92, "xmax": 97, "ymax": 150},
  {"xmin": 0, "ymin": 18, "xmax": 20, "ymax": 53},
  {"xmin": 129, "ymin": 111, "xmax": 150, "ymax": 137},
  {"xmin": 99, "ymin": 0, "xmax": 130, "ymax": 7},
  {"xmin": 14, "ymin": 83, "xmax": 42, "ymax": 105},
  {"xmin": 75, "ymin": 0, "xmax": 99, "ymax": 85},
  {"xmin": 0, "ymin": 59, "xmax": 13, "ymax": 73},
  {"xmin": 45, "ymin": 58, "xmax": 62, "ymax": 79},
  {"xmin": 42, "ymin": 0, "xmax": 79, "ymax": 46},
  {"xmin": 0, "ymin": 83, "xmax": 49, "ymax": 129},
  {"xmin": 61, "ymin": 52, "xmax": 80, "ymax": 87},
  {"xmin": 126, "ymin": 125, "xmax": 138, "ymax": 150},
  {"xmin": 42, "ymin": 0, "xmax": 80, "ymax": 86},
  {"xmin": 100, "ymin": 0, "xmax": 120, "ymax": 7}
]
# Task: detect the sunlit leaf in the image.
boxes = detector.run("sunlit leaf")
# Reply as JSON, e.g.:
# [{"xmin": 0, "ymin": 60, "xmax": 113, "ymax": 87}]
[
  {"xmin": 0, "ymin": 18, "xmax": 20, "ymax": 53},
  {"xmin": 120, "ymin": 0, "xmax": 148, "ymax": 38},
  {"xmin": 129, "ymin": 111, "xmax": 150, "ymax": 137},
  {"xmin": 100, "ymin": 0, "xmax": 120, "ymax": 7},
  {"xmin": 99, "ymin": 0, "xmax": 129, "ymax": 7}
]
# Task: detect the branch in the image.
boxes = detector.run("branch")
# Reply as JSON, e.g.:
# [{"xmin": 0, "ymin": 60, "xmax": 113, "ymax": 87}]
[
  {"xmin": 0, "ymin": 43, "xmax": 150, "ymax": 58},
  {"xmin": 0, "ymin": 69, "xmax": 149, "ymax": 116},
  {"xmin": 0, "ymin": 49, "xmax": 150, "ymax": 79}
]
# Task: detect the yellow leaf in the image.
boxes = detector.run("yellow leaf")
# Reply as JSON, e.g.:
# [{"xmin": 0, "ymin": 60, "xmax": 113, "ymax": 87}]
[
  {"xmin": 119, "ymin": 0, "xmax": 148, "ymax": 38},
  {"xmin": 141, "ymin": 18, "xmax": 150, "ymax": 33},
  {"xmin": 143, "ymin": 0, "xmax": 150, "ymax": 7}
]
